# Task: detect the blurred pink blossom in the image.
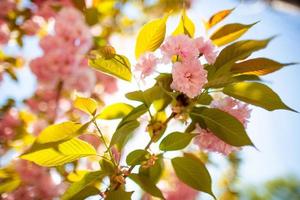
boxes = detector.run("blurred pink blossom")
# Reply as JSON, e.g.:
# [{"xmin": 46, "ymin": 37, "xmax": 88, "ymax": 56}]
[
  {"xmin": 0, "ymin": 108, "xmax": 20, "ymax": 142},
  {"xmin": 0, "ymin": 22, "xmax": 10, "ymax": 44},
  {"xmin": 21, "ymin": 19, "xmax": 40, "ymax": 36},
  {"xmin": 171, "ymin": 59, "xmax": 207, "ymax": 98},
  {"xmin": 135, "ymin": 53, "xmax": 159, "ymax": 78}
]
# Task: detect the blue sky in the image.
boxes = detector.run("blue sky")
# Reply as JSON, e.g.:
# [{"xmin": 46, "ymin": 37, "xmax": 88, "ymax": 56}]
[{"xmin": 1, "ymin": 0, "xmax": 300, "ymax": 198}]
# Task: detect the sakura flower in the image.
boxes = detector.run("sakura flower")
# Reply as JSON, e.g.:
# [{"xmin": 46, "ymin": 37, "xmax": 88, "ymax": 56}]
[
  {"xmin": 0, "ymin": 22, "xmax": 10, "ymax": 44},
  {"xmin": 64, "ymin": 68, "xmax": 96, "ymax": 93},
  {"xmin": 194, "ymin": 37, "xmax": 218, "ymax": 64},
  {"xmin": 96, "ymin": 72, "xmax": 118, "ymax": 94},
  {"xmin": 135, "ymin": 53, "xmax": 158, "ymax": 78},
  {"xmin": 160, "ymin": 35, "xmax": 199, "ymax": 62},
  {"xmin": 0, "ymin": 108, "xmax": 20, "ymax": 142},
  {"xmin": 194, "ymin": 97, "xmax": 251, "ymax": 155},
  {"xmin": 171, "ymin": 59, "xmax": 207, "ymax": 98}
]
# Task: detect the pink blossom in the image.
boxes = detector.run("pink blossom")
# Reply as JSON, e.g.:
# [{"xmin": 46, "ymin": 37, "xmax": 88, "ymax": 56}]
[
  {"xmin": 164, "ymin": 175, "xmax": 198, "ymax": 200},
  {"xmin": 194, "ymin": 37, "xmax": 218, "ymax": 64},
  {"xmin": 135, "ymin": 53, "xmax": 158, "ymax": 78},
  {"xmin": 0, "ymin": 109, "xmax": 20, "ymax": 142},
  {"xmin": 160, "ymin": 35, "xmax": 199, "ymax": 62},
  {"xmin": 194, "ymin": 127, "xmax": 239, "ymax": 156},
  {"xmin": 171, "ymin": 60, "xmax": 207, "ymax": 98},
  {"xmin": 3, "ymin": 160, "xmax": 59, "ymax": 200},
  {"xmin": 21, "ymin": 19, "xmax": 40, "ymax": 36},
  {"xmin": 0, "ymin": 22, "xmax": 10, "ymax": 44},
  {"xmin": 96, "ymin": 72, "xmax": 118, "ymax": 94},
  {"xmin": 0, "ymin": 0, "xmax": 16, "ymax": 18},
  {"xmin": 64, "ymin": 68, "xmax": 96, "ymax": 93},
  {"xmin": 194, "ymin": 97, "xmax": 251, "ymax": 155},
  {"xmin": 79, "ymin": 134, "xmax": 101, "ymax": 149}
]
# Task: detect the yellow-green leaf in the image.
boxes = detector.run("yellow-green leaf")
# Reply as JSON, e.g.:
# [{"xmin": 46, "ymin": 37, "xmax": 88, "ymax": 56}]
[
  {"xmin": 89, "ymin": 54, "xmax": 131, "ymax": 81},
  {"xmin": 210, "ymin": 22, "xmax": 257, "ymax": 46},
  {"xmin": 231, "ymin": 57, "xmax": 296, "ymax": 75},
  {"xmin": 171, "ymin": 156, "xmax": 215, "ymax": 198},
  {"xmin": 36, "ymin": 122, "xmax": 86, "ymax": 144},
  {"xmin": 135, "ymin": 15, "xmax": 168, "ymax": 59},
  {"xmin": 74, "ymin": 96, "xmax": 98, "ymax": 115},
  {"xmin": 97, "ymin": 103, "xmax": 133, "ymax": 120},
  {"xmin": 173, "ymin": 9, "xmax": 195, "ymax": 37},
  {"xmin": 223, "ymin": 82, "xmax": 296, "ymax": 112},
  {"xmin": 62, "ymin": 170, "xmax": 106, "ymax": 200},
  {"xmin": 205, "ymin": 8, "xmax": 234, "ymax": 30},
  {"xmin": 0, "ymin": 176, "xmax": 21, "ymax": 193},
  {"xmin": 21, "ymin": 138, "xmax": 97, "ymax": 167}
]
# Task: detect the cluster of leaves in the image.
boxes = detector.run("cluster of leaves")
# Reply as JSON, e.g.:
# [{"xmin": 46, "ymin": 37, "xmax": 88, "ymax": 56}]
[{"xmin": 17, "ymin": 7, "xmax": 296, "ymax": 200}]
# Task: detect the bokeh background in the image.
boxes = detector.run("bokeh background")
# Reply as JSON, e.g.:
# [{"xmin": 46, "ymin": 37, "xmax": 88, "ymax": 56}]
[{"xmin": 1, "ymin": 0, "xmax": 300, "ymax": 199}]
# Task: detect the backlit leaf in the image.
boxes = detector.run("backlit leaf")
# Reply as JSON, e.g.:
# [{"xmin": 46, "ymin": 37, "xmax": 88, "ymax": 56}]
[
  {"xmin": 231, "ymin": 57, "xmax": 296, "ymax": 76},
  {"xmin": 62, "ymin": 170, "xmax": 106, "ymax": 200},
  {"xmin": 205, "ymin": 8, "xmax": 234, "ymax": 30},
  {"xmin": 106, "ymin": 188, "xmax": 133, "ymax": 200},
  {"xmin": 210, "ymin": 22, "xmax": 257, "ymax": 46},
  {"xmin": 89, "ymin": 54, "xmax": 131, "ymax": 81},
  {"xmin": 74, "ymin": 96, "xmax": 98, "ymax": 115},
  {"xmin": 135, "ymin": 15, "xmax": 168, "ymax": 58},
  {"xmin": 97, "ymin": 103, "xmax": 133, "ymax": 120},
  {"xmin": 36, "ymin": 121, "xmax": 86, "ymax": 144},
  {"xmin": 21, "ymin": 138, "xmax": 97, "ymax": 167},
  {"xmin": 173, "ymin": 9, "xmax": 195, "ymax": 37},
  {"xmin": 171, "ymin": 156, "xmax": 215, "ymax": 198},
  {"xmin": 223, "ymin": 82, "xmax": 296, "ymax": 111}
]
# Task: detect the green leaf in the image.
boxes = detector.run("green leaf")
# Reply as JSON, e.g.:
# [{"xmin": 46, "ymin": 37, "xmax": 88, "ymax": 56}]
[
  {"xmin": 126, "ymin": 86, "xmax": 164, "ymax": 107},
  {"xmin": 223, "ymin": 82, "xmax": 296, "ymax": 111},
  {"xmin": 106, "ymin": 188, "xmax": 133, "ymax": 200},
  {"xmin": 135, "ymin": 15, "xmax": 168, "ymax": 58},
  {"xmin": 205, "ymin": 8, "xmax": 234, "ymax": 30},
  {"xmin": 129, "ymin": 173, "xmax": 164, "ymax": 199},
  {"xmin": 159, "ymin": 132, "xmax": 197, "ymax": 151},
  {"xmin": 196, "ymin": 92, "xmax": 213, "ymax": 105},
  {"xmin": 74, "ymin": 96, "xmax": 98, "ymax": 115},
  {"xmin": 231, "ymin": 57, "xmax": 296, "ymax": 76},
  {"xmin": 213, "ymin": 38, "xmax": 273, "ymax": 76},
  {"xmin": 210, "ymin": 22, "xmax": 257, "ymax": 46},
  {"xmin": 89, "ymin": 54, "xmax": 131, "ymax": 81},
  {"xmin": 62, "ymin": 170, "xmax": 106, "ymax": 200},
  {"xmin": 20, "ymin": 138, "xmax": 97, "ymax": 167},
  {"xmin": 69, "ymin": 186, "xmax": 100, "ymax": 200},
  {"xmin": 139, "ymin": 155, "xmax": 164, "ymax": 183},
  {"xmin": 118, "ymin": 104, "xmax": 148, "ymax": 128},
  {"xmin": 110, "ymin": 120, "xmax": 140, "ymax": 150},
  {"xmin": 97, "ymin": 103, "xmax": 133, "ymax": 120},
  {"xmin": 191, "ymin": 108, "xmax": 253, "ymax": 147},
  {"xmin": 84, "ymin": 7, "xmax": 99, "ymax": 26},
  {"xmin": 36, "ymin": 121, "xmax": 87, "ymax": 144},
  {"xmin": 173, "ymin": 9, "xmax": 195, "ymax": 37},
  {"xmin": 126, "ymin": 149, "xmax": 150, "ymax": 166},
  {"xmin": 171, "ymin": 156, "xmax": 214, "ymax": 198},
  {"xmin": 99, "ymin": 159, "xmax": 115, "ymax": 175}
]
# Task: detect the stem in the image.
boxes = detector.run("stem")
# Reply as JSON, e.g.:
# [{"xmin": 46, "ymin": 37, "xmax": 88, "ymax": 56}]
[{"xmin": 93, "ymin": 121, "xmax": 117, "ymax": 167}]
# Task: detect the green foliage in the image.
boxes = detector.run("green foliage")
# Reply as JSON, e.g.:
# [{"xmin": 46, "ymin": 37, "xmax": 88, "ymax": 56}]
[
  {"xmin": 89, "ymin": 53, "xmax": 131, "ymax": 81},
  {"xmin": 171, "ymin": 155, "xmax": 215, "ymax": 198},
  {"xmin": 106, "ymin": 188, "xmax": 133, "ymax": 200},
  {"xmin": 139, "ymin": 155, "xmax": 164, "ymax": 183},
  {"xmin": 129, "ymin": 173, "xmax": 164, "ymax": 199},
  {"xmin": 191, "ymin": 108, "xmax": 253, "ymax": 147},
  {"xmin": 173, "ymin": 9, "xmax": 195, "ymax": 37},
  {"xmin": 20, "ymin": 138, "xmax": 97, "ymax": 167},
  {"xmin": 210, "ymin": 22, "xmax": 257, "ymax": 46},
  {"xmin": 223, "ymin": 82, "xmax": 295, "ymax": 111},
  {"xmin": 97, "ymin": 103, "xmax": 133, "ymax": 120},
  {"xmin": 135, "ymin": 15, "xmax": 168, "ymax": 58},
  {"xmin": 62, "ymin": 170, "xmax": 106, "ymax": 200},
  {"xmin": 231, "ymin": 57, "xmax": 296, "ymax": 76},
  {"xmin": 74, "ymin": 96, "xmax": 98, "ymax": 116},
  {"xmin": 126, "ymin": 149, "xmax": 150, "ymax": 166},
  {"xmin": 159, "ymin": 132, "xmax": 197, "ymax": 151},
  {"xmin": 36, "ymin": 121, "xmax": 85, "ymax": 144},
  {"xmin": 0, "ymin": 176, "xmax": 21, "ymax": 193}
]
